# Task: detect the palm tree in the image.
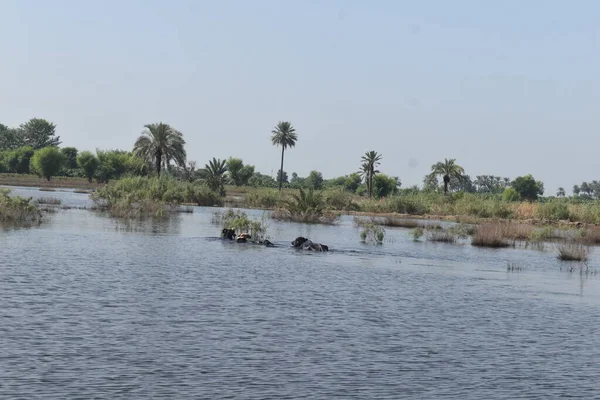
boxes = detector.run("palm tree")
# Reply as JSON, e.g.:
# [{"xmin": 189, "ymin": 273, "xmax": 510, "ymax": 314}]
[
  {"xmin": 271, "ymin": 121, "xmax": 298, "ymax": 191},
  {"xmin": 429, "ymin": 158, "xmax": 465, "ymax": 194},
  {"xmin": 201, "ymin": 157, "xmax": 227, "ymax": 194},
  {"xmin": 360, "ymin": 151, "xmax": 382, "ymax": 198},
  {"xmin": 133, "ymin": 122, "xmax": 186, "ymax": 175}
]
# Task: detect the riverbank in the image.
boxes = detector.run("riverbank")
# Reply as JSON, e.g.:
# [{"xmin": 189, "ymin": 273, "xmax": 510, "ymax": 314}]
[{"xmin": 0, "ymin": 173, "xmax": 100, "ymax": 190}]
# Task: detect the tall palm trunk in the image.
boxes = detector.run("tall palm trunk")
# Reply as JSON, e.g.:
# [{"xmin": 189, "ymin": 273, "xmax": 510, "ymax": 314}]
[
  {"xmin": 278, "ymin": 147, "xmax": 285, "ymax": 191},
  {"xmin": 443, "ymin": 175, "xmax": 450, "ymax": 194},
  {"xmin": 156, "ymin": 149, "xmax": 162, "ymax": 176}
]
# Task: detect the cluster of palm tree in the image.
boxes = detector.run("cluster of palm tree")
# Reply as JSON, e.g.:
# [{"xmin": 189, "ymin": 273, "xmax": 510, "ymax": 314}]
[{"xmin": 133, "ymin": 120, "xmax": 466, "ymax": 197}]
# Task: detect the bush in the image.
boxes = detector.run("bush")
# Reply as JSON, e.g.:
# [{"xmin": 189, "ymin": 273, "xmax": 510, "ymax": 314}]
[
  {"xmin": 324, "ymin": 188, "xmax": 359, "ymax": 211},
  {"xmin": 244, "ymin": 189, "xmax": 280, "ymax": 209},
  {"xmin": 502, "ymin": 188, "xmax": 520, "ymax": 202},
  {"xmin": 535, "ymin": 202, "xmax": 570, "ymax": 221},
  {"xmin": 0, "ymin": 189, "xmax": 42, "ymax": 225},
  {"xmin": 30, "ymin": 147, "xmax": 65, "ymax": 181},
  {"xmin": 360, "ymin": 222, "xmax": 385, "ymax": 244},
  {"xmin": 91, "ymin": 176, "xmax": 222, "ymax": 216}
]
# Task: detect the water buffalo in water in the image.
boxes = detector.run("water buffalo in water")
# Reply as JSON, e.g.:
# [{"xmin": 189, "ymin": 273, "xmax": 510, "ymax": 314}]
[
  {"xmin": 291, "ymin": 237, "xmax": 329, "ymax": 252},
  {"xmin": 222, "ymin": 228, "xmax": 236, "ymax": 240}
]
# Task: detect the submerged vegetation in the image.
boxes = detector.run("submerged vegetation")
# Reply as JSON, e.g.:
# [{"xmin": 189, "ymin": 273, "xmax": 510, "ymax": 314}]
[
  {"xmin": 0, "ymin": 189, "xmax": 42, "ymax": 226},
  {"xmin": 217, "ymin": 208, "xmax": 269, "ymax": 242},
  {"xmin": 360, "ymin": 221, "xmax": 385, "ymax": 244},
  {"xmin": 556, "ymin": 243, "xmax": 590, "ymax": 262}
]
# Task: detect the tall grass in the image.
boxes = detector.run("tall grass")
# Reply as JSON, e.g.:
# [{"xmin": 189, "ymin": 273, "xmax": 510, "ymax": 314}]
[
  {"xmin": 91, "ymin": 176, "xmax": 222, "ymax": 217},
  {"xmin": 471, "ymin": 224, "xmax": 511, "ymax": 248},
  {"xmin": 556, "ymin": 243, "xmax": 589, "ymax": 261}
]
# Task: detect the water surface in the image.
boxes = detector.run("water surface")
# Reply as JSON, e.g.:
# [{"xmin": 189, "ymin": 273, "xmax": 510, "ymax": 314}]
[{"xmin": 1, "ymin": 188, "xmax": 599, "ymax": 398}]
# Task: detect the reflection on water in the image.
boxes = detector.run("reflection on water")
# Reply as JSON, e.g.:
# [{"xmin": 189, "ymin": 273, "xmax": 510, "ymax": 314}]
[{"xmin": 1, "ymin": 188, "xmax": 600, "ymax": 398}]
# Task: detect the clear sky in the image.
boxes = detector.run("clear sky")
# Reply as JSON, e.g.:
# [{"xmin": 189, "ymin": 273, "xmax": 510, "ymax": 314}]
[{"xmin": 1, "ymin": 0, "xmax": 599, "ymax": 194}]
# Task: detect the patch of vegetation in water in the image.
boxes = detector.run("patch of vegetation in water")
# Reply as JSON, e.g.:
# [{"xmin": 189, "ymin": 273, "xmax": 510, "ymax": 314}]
[{"xmin": 0, "ymin": 188, "xmax": 42, "ymax": 227}]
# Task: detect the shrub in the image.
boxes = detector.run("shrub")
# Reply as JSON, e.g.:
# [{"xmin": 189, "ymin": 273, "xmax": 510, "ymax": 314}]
[
  {"xmin": 324, "ymin": 188, "xmax": 359, "ymax": 211},
  {"xmin": 530, "ymin": 226, "xmax": 555, "ymax": 242},
  {"xmin": 218, "ymin": 208, "xmax": 269, "ymax": 242},
  {"xmin": 30, "ymin": 147, "xmax": 65, "ymax": 181},
  {"xmin": 502, "ymin": 188, "xmax": 520, "ymax": 202},
  {"xmin": 0, "ymin": 189, "xmax": 42, "ymax": 225},
  {"xmin": 535, "ymin": 202, "xmax": 570, "ymax": 221},
  {"xmin": 91, "ymin": 176, "xmax": 222, "ymax": 217},
  {"xmin": 360, "ymin": 222, "xmax": 385, "ymax": 244},
  {"xmin": 244, "ymin": 189, "xmax": 280, "ymax": 209},
  {"xmin": 412, "ymin": 227, "xmax": 424, "ymax": 240}
]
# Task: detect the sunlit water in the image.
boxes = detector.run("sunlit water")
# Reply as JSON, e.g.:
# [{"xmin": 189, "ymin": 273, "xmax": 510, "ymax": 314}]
[{"xmin": 2, "ymin": 187, "xmax": 600, "ymax": 398}]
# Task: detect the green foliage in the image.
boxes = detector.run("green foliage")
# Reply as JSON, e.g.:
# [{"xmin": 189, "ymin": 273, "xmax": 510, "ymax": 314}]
[
  {"xmin": 271, "ymin": 121, "xmax": 298, "ymax": 191},
  {"xmin": 219, "ymin": 208, "xmax": 269, "ymax": 242},
  {"xmin": 411, "ymin": 227, "xmax": 424, "ymax": 240},
  {"xmin": 200, "ymin": 157, "xmax": 227, "ymax": 195},
  {"xmin": 226, "ymin": 157, "xmax": 254, "ymax": 186},
  {"xmin": 535, "ymin": 201, "xmax": 570, "ymax": 221},
  {"xmin": 30, "ymin": 147, "xmax": 65, "ymax": 181},
  {"xmin": 248, "ymin": 172, "xmax": 277, "ymax": 188},
  {"xmin": 276, "ymin": 169, "xmax": 289, "ymax": 184},
  {"xmin": 305, "ymin": 170, "xmax": 324, "ymax": 190},
  {"xmin": 531, "ymin": 226, "xmax": 555, "ymax": 242},
  {"xmin": 133, "ymin": 122, "xmax": 186, "ymax": 175},
  {"xmin": 360, "ymin": 222, "xmax": 385, "ymax": 244},
  {"xmin": 244, "ymin": 189, "xmax": 280, "ymax": 209},
  {"xmin": 0, "ymin": 189, "xmax": 42, "ymax": 226},
  {"xmin": 91, "ymin": 176, "xmax": 222, "ymax": 216},
  {"xmin": 511, "ymin": 174, "xmax": 544, "ymax": 201},
  {"xmin": 502, "ymin": 187, "xmax": 520, "ymax": 202},
  {"xmin": 95, "ymin": 150, "xmax": 145, "ymax": 183},
  {"xmin": 18, "ymin": 118, "xmax": 61, "ymax": 149},
  {"xmin": 429, "ymin": 158, "xmax": 465, "ymax": 194},
  {"xmin": 60, "ymin": 147, "xmax": 79, "ymax": 169},
  {"xmin": 1, "ymin": 146, "xmax": 35, "ymax": 174},
  {"xmin": 373, "ymin": 173, "xmax": 399, "ymax": 198},
  {"xmin": 285, "ymin": 188, "xmax": 324, "ymax": 215},
  {"xmin": 77, "ymin": 151, "xmax": 100, "ymax": 182},
  {"xmin": 0, "ymin": 124, "xmax": 23, "ymax": 150},
  {"xmin": 324, "ymin": 188, "xmax": 359, "ymax": 211},
  {"xmin": 360, "ymin": 151, "xmax": 382, "ymax": 198}
]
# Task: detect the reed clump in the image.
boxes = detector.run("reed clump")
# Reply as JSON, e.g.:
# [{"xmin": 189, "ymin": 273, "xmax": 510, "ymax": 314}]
[
  {"xmin": 556, "ymin": 243, "xmax": 589, "ymax": 262},
  {"xmin": 471, "ymin": 224, "xmax": 512, "ymax": 248},
  {"xmin": 426, "ymin": 230, "xmax": 457, "ymax": 243}
]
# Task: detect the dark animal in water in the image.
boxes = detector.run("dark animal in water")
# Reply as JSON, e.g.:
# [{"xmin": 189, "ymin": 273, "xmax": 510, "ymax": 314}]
[
  {"xmin": 291, "ymin": 237, "xmax": 329, "ymax": 252},
  {"xmin": 222, "ymin": 228, "xmax": 236, "ymax": 240}
]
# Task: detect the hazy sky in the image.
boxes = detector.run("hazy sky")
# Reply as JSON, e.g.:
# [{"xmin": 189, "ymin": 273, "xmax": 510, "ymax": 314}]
[{"xmin": 1, "ymin": 0, "xmax": 599, "ymax": 193}]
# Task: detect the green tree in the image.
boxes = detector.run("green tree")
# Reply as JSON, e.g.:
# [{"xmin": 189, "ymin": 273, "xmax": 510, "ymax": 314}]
[
  {"xmin": 344, "ymin": 173, "xmax": 362, "ymax": 193},
  {"xmin": 133, "ymin": 122, "xmax": 186, "ymax": 176},
  {"xmin": 0, "ymin": 124, "xmax": 24, "ymax": 150},
  {"xmin": 19, "ymin": 118, "xmax": 61, "ymax": 149},
  {"xmin": 77, "ymin": 151, "xmax": 100, "ymax": 182},
  {"xmin": 511, "ymin": 174, "xmax": 544, "ymax": 201},
  {"xmin": 305, "ymin": 170, "xmax": 324, "ymax": 190},
  {"xmin": 271, "ymin": 121, "xmax": 297, "ymax": 191},
  {"xmin": 373, "ymin": 174, "xmax": 400, "ymax": 198},
  {"xmin": 30, "ymin": 147, "xmax": 65, "ymax": 181},
  {"xmin": 4, "ymin": 146, "xmax": 35, "ymax": 174},
  {"xmin": 238, "ymin": 165, "xmax": 255, "ymax": 186},
  {"xmin": 429, "ymin": 158, "xmax": 465, "ymax": 194},
  {"xmin": 201, "ymin": 158, "xmax": 227, "ymax": 195},
  {"xmin": 61, "ymin": 147, "xmax": 79, "ymax": 170},
  {"xmin": 360, "ymin": 151, "xmax": 382, "ymax": 198},
  {"xmin": 96, "ymin": 150, "xmax": 136, "ymax": 183},
  {"xmin": 277, "ymin": 169, "xmax": 289, "ymax": 184},
  {"xmin": 557, "ymin": 187, "xmax": 566, "ymax": 197},
  {"xmin": 226, "ymin": 157, "xmax": 245, "ymax": 186}
]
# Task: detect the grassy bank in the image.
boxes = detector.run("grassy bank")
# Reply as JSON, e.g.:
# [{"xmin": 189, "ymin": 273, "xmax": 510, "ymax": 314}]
[{"xmin": 0, "ymin": 173, "xmax": 100, "ymax": 190}]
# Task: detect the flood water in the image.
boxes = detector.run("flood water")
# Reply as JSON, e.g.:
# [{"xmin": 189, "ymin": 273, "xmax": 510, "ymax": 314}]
[{"xmin": 2, "ymin": 187, "xmax": 600, "ymax": 398}]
